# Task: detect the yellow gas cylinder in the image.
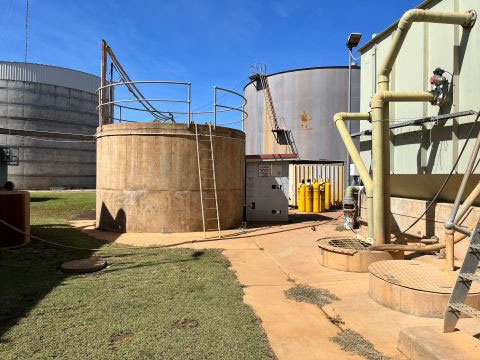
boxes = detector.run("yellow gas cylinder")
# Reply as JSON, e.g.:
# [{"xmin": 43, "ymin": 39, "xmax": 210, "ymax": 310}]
[
  {"xmin": 324, "ymin": 180, "xmax": 331, "ymax": 211},
  {"xmin": 298, "ymin": 181, "xmax": 306, "ymax": 212},
  {"xmin": 313, "ymin": 179, "xmax": 320, "ymax": 213},
  {"xmin": 305, "ymin": 179, "xmax": 313, "ymax": 213}
]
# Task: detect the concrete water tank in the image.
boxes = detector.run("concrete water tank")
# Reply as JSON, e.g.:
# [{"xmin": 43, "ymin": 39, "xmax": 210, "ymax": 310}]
[
  {"xmin": 244, "ymin": 66, "xmax": 360, "ymax": 161},
  {"xmin": 96, "ymin": 122, "xmax": 245, "ymax": 233},
  {"xmin": 0, "ymin": 62, "xmax": 99, "ymax": 189}
]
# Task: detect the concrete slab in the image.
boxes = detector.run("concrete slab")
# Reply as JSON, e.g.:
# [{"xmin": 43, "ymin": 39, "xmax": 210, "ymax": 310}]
[
  {"xmin": 70, "ymin": 213, "xmax": 480, "ymax": 359},
  {"xmin": 243, "ymin": 286, "xmax": 363, "ymax": 360},
  {"xmin": 397, "ymin": 326, "xmax": 480, "ymax": 360}
]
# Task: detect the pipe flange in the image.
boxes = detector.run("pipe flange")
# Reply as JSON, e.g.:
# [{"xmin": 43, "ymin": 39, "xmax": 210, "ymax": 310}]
[{"xmin": 463, "ymin": 10, "xmax": 477, "ymax": 29}]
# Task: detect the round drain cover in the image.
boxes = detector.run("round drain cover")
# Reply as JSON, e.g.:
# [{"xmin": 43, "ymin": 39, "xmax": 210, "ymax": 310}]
[{"xmin": 60, "ymin": 257, "xmax": 107, "ymax": 274}]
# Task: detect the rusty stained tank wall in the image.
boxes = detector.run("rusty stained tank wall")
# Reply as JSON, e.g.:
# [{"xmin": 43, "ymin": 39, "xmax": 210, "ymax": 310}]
[
  {"xmin": 244, "ymin": 67, "xmax": 360, "ymax": 161},
  {"xmin": 96, "ymin": 122, "xmax": 245, "ymax": 233}
]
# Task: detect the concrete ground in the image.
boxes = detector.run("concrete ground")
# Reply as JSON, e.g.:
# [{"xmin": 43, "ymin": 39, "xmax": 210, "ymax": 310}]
[{"xmin": 72, "ymin": 211, "xmax": 480, "ymax": 360}]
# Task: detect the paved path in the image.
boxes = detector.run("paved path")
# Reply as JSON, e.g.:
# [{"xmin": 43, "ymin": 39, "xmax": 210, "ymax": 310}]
[{"xmin": 72, "ymin": 214, "xmax": 480, "ymax": 360}]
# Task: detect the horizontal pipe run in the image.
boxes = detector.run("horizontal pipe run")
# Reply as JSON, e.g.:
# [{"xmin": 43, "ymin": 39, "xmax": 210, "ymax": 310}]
[
  {"xmin": 369, "ymin": 231, "xmax": 468, "ymax": 252},
  {"xmin": 371, "ymin": 91, "xmax": 435, "ymax": 106}
]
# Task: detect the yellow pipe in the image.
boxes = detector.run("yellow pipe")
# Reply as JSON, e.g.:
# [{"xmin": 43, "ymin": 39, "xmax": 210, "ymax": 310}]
[
  {"xmin": 334, "ymin": 112, "xmax": 373, "ymax": 239},
  {"xmin": 378, "ymin": 9, "xmax": 476, "ymax": 85},
  {"xmin": 444, "ymin": 181, "xmax": 480, "ymax": 271},
  {"xmin": 334, "ymin": 112, "xmax": 372, "ymax": 190},
  {"xmin": 372, "ymin": 8, "xmax": 476, "ymax": 245},
  {"xmin": 371, "ymin": 91, "xmax": 435, "ymax": 244}
]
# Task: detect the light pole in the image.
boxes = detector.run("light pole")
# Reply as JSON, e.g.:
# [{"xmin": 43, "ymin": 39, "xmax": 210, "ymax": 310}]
[{"xmin": 345, "ymin": 32, "xmax": 362, "ymax": 188}]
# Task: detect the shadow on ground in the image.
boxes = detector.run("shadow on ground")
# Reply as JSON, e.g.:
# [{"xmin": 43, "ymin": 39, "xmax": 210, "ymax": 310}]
[
  {"xmin": 0, "ymin": 224, "xmax": 98, "ymax": 339},
  {"xmin": 30, "ymin": 197, "xmax": 58, "ymax": 203}
]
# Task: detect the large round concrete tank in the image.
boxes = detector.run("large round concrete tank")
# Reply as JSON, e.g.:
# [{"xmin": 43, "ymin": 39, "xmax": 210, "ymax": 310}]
[
  {"xmin": 96, "ymin": 122, "xmax": 245, "ymax": 233},
  {"xmin": 0, "ymin": 62, "xmax": 99, "ymax": 189},
  {"xmin": 244, "ymin": 66, "xmax": 360, "ymax": 160}
]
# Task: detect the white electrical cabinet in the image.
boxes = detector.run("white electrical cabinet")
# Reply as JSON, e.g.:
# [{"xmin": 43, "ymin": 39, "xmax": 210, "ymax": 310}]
[{"xmin": 245, "ymin": 155, "xmax": 291, "ymax": 222}]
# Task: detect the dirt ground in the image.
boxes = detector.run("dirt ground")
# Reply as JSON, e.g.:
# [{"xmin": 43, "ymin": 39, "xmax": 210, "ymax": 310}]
[{"xmin": 72, "ymin": 211, "xmax": 480, "ymax": 360}]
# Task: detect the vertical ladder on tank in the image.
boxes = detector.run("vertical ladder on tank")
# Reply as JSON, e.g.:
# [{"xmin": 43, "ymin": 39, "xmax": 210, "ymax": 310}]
[
  {"xmin": 195, "ymin": 122, "xmax": 221, "ymax": 238},
  {"xmin": 444, "ymin": 216, "xmax": 480, "ymax": 332}
]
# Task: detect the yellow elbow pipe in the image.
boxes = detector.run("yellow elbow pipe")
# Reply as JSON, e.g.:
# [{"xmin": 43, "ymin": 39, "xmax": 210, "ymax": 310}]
[
  {"xmin": 334, "ymin": 112, "xmax": 372, "ymax": 191},
  {"xmin": 378, "ymin": 9, "xmax": 476, "ymax": 83},
  {"xmin": 334, "ymin": 112, "xmax": 374, "ymax": 239}
]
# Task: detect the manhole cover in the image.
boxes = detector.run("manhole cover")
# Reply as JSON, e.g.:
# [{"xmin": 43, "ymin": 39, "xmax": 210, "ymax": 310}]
[{"xmin": 60, "ymin": 257, "xmax": 107, "ymax": 274}]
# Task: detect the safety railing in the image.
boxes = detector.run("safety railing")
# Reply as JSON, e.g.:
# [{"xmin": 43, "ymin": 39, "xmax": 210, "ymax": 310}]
[
  {"xmin": 96, "ymin": 81, "xmax": 247, "ymax": 129},
  {"xmin": 96, "ymin": 80, "xmax": 191, "ymax": 126},
  {"xmin": 214, "ymin": 86, "xmax": 248, "ymax": 128}
]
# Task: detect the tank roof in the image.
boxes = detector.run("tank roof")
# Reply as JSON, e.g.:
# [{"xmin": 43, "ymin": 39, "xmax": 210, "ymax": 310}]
[
  {"xmin": 244, "ymin": 65, "xmax": 360, "ymax": 90},
  {"xmin": 0, "ymin": 61, "xmax": 100, "ymax": 93}
]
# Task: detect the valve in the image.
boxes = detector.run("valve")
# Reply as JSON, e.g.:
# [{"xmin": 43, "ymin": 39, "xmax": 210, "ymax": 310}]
[
  {"xmin": 429, "ymin": 68, "xmax": 449, "ymax": 106},
  {"xmin": 342, "ymin": 186, "xmax": 356, "ymax": 230}
]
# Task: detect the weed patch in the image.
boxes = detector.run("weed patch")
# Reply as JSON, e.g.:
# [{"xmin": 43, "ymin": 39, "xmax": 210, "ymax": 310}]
[
  {"xmin": 330, "ymin": 329, "xmax": 390, "ymax": 360},
  {"xmin": 285, "ymin": 285, "xmax": 340, "ymax": 307}
]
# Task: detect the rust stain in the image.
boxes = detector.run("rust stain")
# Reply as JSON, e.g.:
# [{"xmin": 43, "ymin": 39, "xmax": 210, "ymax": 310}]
[{"xmin": 300, "ymin": 111, "xmax": 311, "ymax": 129}]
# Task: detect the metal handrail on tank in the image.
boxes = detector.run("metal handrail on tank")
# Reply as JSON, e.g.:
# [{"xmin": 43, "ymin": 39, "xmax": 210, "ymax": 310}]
[
  {"xmin": 96, "ymin": 80, "xmax": 192, "ymax": 125},
  {"xmin": 97, "ymin": 81, "xmax": 248, "ymax": 129},
  {"xmin": 214, "ymin": 86, "xmax": 248, "ymax": 128}
]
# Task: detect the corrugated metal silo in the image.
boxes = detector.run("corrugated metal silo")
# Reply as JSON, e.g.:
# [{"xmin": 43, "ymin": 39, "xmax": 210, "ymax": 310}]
[
  {"xmin": 244, "ymin": 66, "xmax": 360, "ymax": 161},
  {"xmin": 0, "ymin": 62, "xmax": 100, "ymax": 189}
]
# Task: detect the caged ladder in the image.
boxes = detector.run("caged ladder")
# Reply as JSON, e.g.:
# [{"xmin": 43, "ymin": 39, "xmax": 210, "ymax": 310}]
[
  {"xmin": 195, "ymin": 122, "xmax": 221, "ymax": 238},
  {"xmin": 444, "ymin": 217, "xmax": 480, "ymax": 332}
]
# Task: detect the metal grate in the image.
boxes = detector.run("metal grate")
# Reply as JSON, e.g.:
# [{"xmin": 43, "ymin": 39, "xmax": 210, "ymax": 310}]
[
  {"xmin": 369, "ymin": 260, "xmax": 480, "ymax": 294},
  {"xmin": 317, "ymin": 236, "xmax": 371, "ymax": 255}
]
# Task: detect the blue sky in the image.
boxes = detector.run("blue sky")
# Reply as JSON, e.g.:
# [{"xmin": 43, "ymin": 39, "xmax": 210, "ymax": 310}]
[{"xmin": 0, "ymin": 0, "xmax": 421, "ymax": 125}]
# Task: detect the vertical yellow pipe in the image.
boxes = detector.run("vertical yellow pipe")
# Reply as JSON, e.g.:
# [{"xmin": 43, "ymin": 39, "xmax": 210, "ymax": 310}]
[
  {"xmin": 371, "ymin": 91, "xmax": 434, "ymax": 244},
  {"xmin": 372, "ymin": 8, "xmax": 476, "ymax": 244},
  {"xmin": 445, "ymin": 229, "xmax": 455, "ymax": 271}
]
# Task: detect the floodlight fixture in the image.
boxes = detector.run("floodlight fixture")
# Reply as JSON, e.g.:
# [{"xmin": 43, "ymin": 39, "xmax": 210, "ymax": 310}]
[{"xmin": 346, "ymin": 33, "xmax": 362, "ymax": 49}]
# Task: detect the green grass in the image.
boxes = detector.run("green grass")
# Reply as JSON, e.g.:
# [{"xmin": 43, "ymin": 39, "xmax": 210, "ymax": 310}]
[{"xmin": 0, "ymin": 191, "xmax": 275, "ymax": 360}]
